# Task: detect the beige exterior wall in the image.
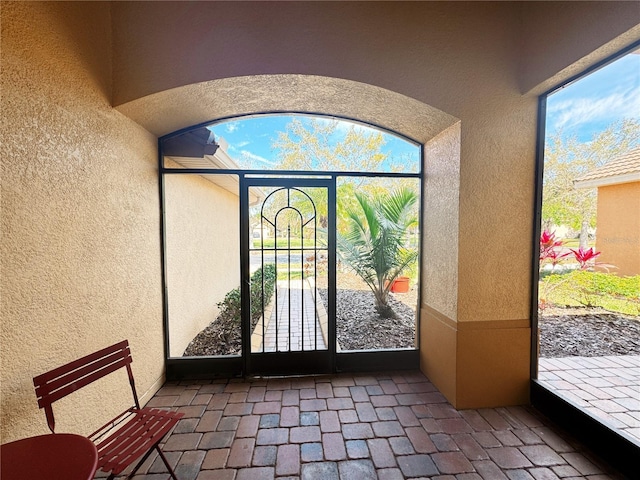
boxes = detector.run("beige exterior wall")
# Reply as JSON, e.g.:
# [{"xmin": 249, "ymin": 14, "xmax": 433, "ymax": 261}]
[
  {"xmin": 164, "ymin": 171, "xmax": 241, "ymax": 357},
  {"xmin": 519, "ymin": 1, "xmax": 640, "ymax": 95},
  {"xmin": 422, "ymin": 123, "xmax": 461, "ymax": 322},
  {"xmin": 1, "ymin": 2, "xmax": 165, "ymax": 442},
  {"xmin": 596, "ymin": 182, "xmax": 640, "ymax": 277},
  {"xmin": 2, "ymin": 1, "xmax": 639, "ymax": 443}
]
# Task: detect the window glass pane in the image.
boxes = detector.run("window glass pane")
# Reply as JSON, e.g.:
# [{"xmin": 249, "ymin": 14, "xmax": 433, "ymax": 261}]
[
  {"xmin": 537, "ymin": 50, "xmax": 640, "ymax": 443},
  {"xmin": 332, "ymin": 176, "xmax": 420, "ymax": 351},
  {"xmin": 165, "ymin": 173, "xmax": 241, "ymax": 358},
  {"xmin": 163, "ymin": 114, "xmax": 421, "ymax": 174}
]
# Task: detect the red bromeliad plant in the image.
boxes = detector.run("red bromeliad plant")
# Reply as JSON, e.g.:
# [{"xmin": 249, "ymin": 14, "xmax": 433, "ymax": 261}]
[
  {"xmin": 538, "ymin": 230, "xmax": 613, "ymax": 312},
  {"xmin": 569, "ymin": 246, "xmax": 601, "ymax": 270},
  {"xmin": 539, "ymin": 230, "xmax": 570, "ymax": 271},
  {"xmin": 539, "ymin": 230, "xmax": 602, "ymax": 270},
  {"xmin": 538, "ymin": 230, "xmax": 568, "ymax": 311},
  {"xmin": 543, "ymin": 248, "xmax": 571, "ymax": 269},
  {"xmin": 540, "ymin": 230, "xmax": 563, "ymax": 254}
]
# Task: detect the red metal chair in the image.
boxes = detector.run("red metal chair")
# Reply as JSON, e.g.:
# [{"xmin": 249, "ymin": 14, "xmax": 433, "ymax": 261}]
[{"xmin": 33, "ymin": 340, "xmax": 183, "ymax": 479}]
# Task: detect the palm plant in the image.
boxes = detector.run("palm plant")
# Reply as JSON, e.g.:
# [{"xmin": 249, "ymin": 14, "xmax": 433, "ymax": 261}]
[{"xmin": 337, "ymin": 187, "xmax": 419, "ymax": 318}]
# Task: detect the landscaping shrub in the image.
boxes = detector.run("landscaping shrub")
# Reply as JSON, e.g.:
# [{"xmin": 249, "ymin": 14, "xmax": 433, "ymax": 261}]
[{"xmin": 217, "ymin": 263, "xmax": 277, "ymax": 324}]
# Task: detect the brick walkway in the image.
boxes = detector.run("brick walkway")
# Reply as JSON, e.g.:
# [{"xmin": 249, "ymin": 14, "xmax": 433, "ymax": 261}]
[
  {"xmin": 103, "ymin": 371, "xmax": 626, "ymax": 479},
  {"xmin": 262, "ymin": 280, "xmax": 326, "ymax": 352},
  {"xmin": 538, "ymin": 355, "xmax": 640, "ymax": 443}
]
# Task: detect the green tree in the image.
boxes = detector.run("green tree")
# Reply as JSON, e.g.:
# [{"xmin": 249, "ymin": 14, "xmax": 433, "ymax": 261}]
[
  {"xmin": 272, "ymin": 117, "xmax": 419, "ymax": 233},
  {"xmin": 273, "ymin": 117, "xmax": 389, "ymax": 173},
  {"xmin": 543, "ymin": 118, "xmax": 640, "ymax": 245},
  {"xmin": 337, "ymin": 188, "xmax": 419, "ymax": 318}
]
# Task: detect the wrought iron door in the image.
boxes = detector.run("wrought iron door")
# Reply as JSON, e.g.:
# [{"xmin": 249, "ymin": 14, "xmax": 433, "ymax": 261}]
[{"xmin": 241, "ymin": 177, "xmax": 336, "ymax": 375}]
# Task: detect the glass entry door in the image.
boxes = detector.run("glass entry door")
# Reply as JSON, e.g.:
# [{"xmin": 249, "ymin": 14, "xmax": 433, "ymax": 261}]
[{"xmin": 241, "ymin": 177, "xmax": 336, "ymax": 375}]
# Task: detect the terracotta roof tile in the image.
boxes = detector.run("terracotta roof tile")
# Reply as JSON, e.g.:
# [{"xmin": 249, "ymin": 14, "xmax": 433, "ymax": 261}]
[{"xmin": 575, "ymin": 148, "xmax": 640, "ymax": 183}]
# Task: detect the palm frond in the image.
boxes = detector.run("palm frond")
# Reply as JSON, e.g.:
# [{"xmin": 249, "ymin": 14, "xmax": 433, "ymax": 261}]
[{"xmin": 337, "ymin": 187, "xmax": 419, "ymax": 318}]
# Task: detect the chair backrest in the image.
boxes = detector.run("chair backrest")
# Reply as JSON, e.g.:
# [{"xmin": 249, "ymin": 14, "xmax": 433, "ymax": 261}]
[{"xmin": 33, "ymin": 340, "xmax": 139, "ymax": 433}]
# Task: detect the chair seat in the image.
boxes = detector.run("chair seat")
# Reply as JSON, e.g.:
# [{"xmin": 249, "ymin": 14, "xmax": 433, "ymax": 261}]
[
  {"xmin": 34, "ymin": 341, "xmax": 183, "ymax": 479},
  {"xmin": 91, "ymin": 407, "xmax": 182, "ymax": 476}
]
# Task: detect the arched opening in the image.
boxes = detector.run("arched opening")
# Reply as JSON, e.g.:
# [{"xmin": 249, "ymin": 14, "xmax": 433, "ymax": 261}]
[
  {"xmin": 122, "ymin": 75, "xmax": 461, "ymax": 377},
  {"xmin": 160, "ymin": 112, "xmax": 429, "ymax": 377}
]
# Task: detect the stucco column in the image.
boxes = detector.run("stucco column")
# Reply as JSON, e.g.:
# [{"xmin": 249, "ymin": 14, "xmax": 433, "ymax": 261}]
[{"xmin": 420, "ymin": 111, "xmax": 534, "ymax": 409}]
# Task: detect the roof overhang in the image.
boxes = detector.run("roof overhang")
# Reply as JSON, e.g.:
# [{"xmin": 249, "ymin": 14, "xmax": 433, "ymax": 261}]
[
  {"xmin": 574, "ymin": 172, "xmax": 640, "ymax": 189},
  {"xmin": 165, "ymin": 134, "xmax": 265, "ymax": 205}
]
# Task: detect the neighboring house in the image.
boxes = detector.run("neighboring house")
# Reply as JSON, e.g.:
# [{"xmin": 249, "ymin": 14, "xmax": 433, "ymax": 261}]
[
  {"xmin": 574, "ymin": 148, "xmax": 640, "ymax": 276},
  {"xmin": 252, "ymin": 227, "xmax": 272, "ymax": 239}
]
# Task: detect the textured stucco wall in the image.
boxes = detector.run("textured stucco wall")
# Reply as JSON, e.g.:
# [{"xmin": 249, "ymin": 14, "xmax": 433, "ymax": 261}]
[
  {"xmin": 596, "ymin": 182, "xmax": 640, "ymax": 276},
  {"xmin": 519, "ymin": 1, "xmax": 640, "ymax": 94},
  {"xmin": 164, "ymin": 171, "xmax": 241, "ymax": 356},
  {"xmin": 111, "ymin": 2, "xmax": 517, "ymax": 109},
  {"xmin": 116, "ymin": 75, "xmax": 458, "ymax": 143},
  {"xmin": 105, "ymin": 1, "xmax": 638, "ymax": 406},
  {"xmin": 1, "ymin": 2, "xmax": 165, "ymax": 442},
  {"xmin": 422, "ymin": 123, "xmax": 461, "ymax": 321}
]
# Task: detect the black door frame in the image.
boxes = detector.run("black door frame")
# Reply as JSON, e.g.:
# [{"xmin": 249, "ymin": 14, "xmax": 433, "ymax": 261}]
[
  {"xmin": 240, "ymin": 176, "xmax": 337, "ymax": 376},
  {"xmin": 164, "ymin": 169, "xmax": 421, "ymax": 380}
]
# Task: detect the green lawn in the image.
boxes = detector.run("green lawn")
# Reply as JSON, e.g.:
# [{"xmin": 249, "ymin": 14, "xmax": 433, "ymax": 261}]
[
  {"xmin": 254, "ymin": 238, "xmax": 311, "ymax": 248},
  {"xmin": 540, "ymin": 271, "xmax": 640, "ymax": 316},
  {"xmin": 560, "ymin": 239, "xmax": 595, "ymax": 248}
]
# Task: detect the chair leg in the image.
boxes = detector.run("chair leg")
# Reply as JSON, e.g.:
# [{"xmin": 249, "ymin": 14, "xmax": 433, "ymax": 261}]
[
  {"xmin": 124, "ymin": 448, "xmax": 156, "ymax": 479},
  {"xmin": 156, "ymin": 446, "xmax": 179, "ymax": 480}
]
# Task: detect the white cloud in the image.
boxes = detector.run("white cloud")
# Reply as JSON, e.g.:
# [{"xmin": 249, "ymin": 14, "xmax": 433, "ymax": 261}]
[
  {"xmin": 237, "ymin": 141, "xmax": 250, "ymax": 147},
  {"xmin": 241, "ymin": 150, "xmax": 278, "ymax": 166},
  {"xmin": 549, "ymin": 86, "xmax": 640, "ymax": 132},
  {"xmin": 225, "ymin": 122, "xmax": 239, "ymax": 133}
]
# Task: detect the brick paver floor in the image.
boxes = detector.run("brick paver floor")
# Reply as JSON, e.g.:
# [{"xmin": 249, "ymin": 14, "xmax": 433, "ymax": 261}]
[
  {"xmin": 98, "ymin": 370, "xmax": 630, "ymax": 480},
  {"xmin": 539, "ymin": 355, "xmax": 640, "ymax": 443}
]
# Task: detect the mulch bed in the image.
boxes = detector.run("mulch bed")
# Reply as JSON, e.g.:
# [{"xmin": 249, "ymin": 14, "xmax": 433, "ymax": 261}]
[
  {"xmin": 183, "ymin": 301, "xmax": 265, "ymax": 356},
  {"xmin": 318, "ymin": 288, "xmax": 417, "ymax": 350},
  {"xmin": 183, "ymin": 318, "xmax": 242, "ymax": 356},
  {"xmin": 539, "ymin": 307, "xmax": 640, "ymax": 357},
  {"xmin": 183, "ymin": 274, "xmax": 639, "ymax": 357}
]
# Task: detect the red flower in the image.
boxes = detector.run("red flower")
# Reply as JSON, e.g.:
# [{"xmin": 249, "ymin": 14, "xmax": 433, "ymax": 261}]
[{"xmin": 544, "ymin": 249, "xmax": 571, "ymax": 266}]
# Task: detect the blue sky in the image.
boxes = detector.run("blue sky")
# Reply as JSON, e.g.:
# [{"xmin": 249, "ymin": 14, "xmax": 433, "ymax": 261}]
[
  {"xmin": 546, "ymin": 50, "xmax": 640, "ymax": 142},
  {"xmin": 210, "ymin": 115, "xmax": 420, "ymax": 172}
]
